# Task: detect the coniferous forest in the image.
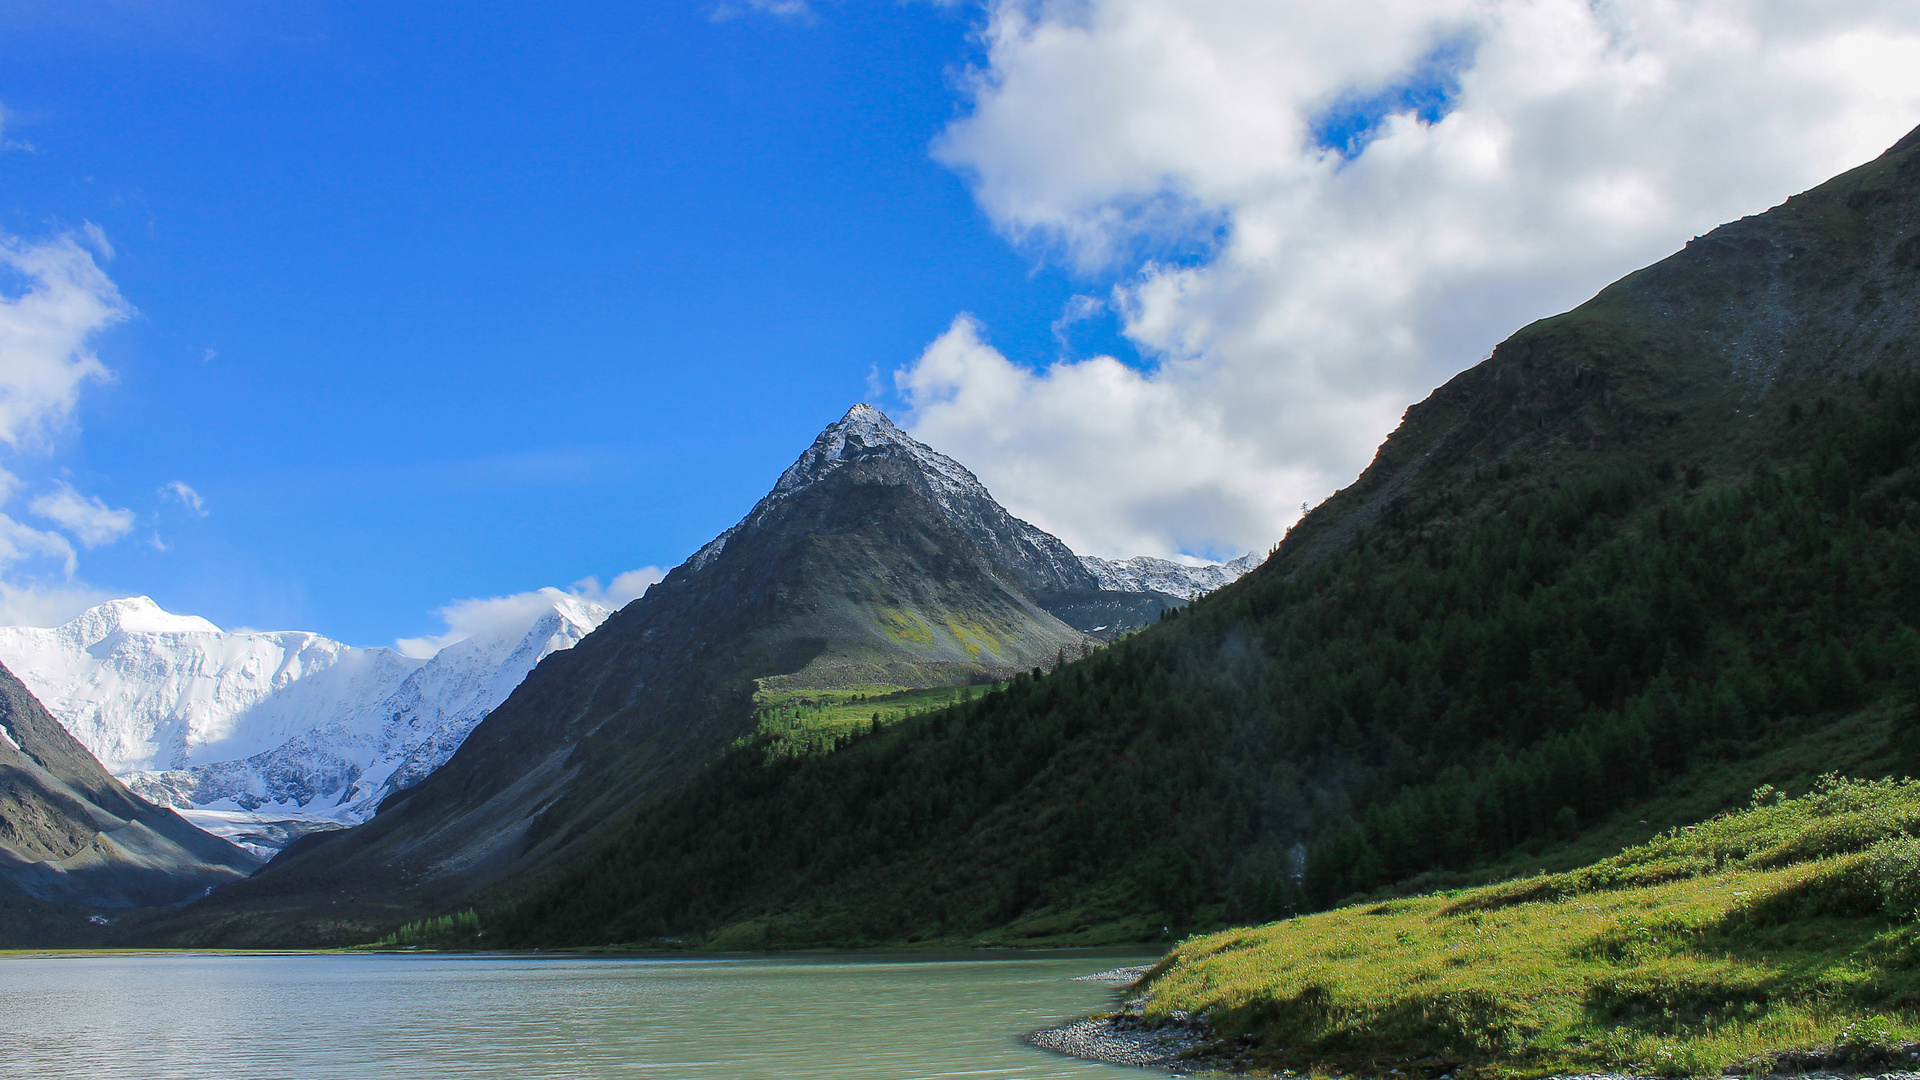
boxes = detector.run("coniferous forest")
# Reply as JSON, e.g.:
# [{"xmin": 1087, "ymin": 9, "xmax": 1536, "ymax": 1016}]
[{"xmin": 494, "ymin": 371, "xmax": 1920, "ymax": 948}]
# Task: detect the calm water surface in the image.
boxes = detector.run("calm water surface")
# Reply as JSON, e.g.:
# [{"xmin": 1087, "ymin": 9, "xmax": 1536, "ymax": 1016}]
[{"xmin": 0, "ymin": 951, "xmax": 1157, "ymax": 1080}]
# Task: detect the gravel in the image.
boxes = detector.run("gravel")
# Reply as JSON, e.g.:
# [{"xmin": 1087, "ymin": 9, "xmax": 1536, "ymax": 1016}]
[
  {"xmin": 1072, "ymin": 966, "xmax": 1153, "ymax": 984},
  {"xmin": 1025, "ymin": 1015, "xmax": 1213, "ymax": 1070}
]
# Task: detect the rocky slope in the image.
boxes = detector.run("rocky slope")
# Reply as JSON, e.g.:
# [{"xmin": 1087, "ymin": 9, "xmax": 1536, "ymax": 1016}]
[{"xmin": 0, "ymin": 661, "xmax": 260, "ymax": 927}]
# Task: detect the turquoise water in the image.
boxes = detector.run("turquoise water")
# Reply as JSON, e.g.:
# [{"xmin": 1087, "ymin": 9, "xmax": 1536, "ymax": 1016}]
[{"xmin": 0, "ymin": 951, "xmax": 1156, "ymax": 1080}]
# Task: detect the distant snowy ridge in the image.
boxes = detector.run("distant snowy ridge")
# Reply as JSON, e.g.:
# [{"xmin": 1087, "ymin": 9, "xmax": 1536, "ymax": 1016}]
[
  {"xmin": 1079, "ymin": 552, "xmax": 1261, "ymax": 601},
  {"xmin": 0, "ymin": 593, "xmax": 610, "ymax": 856}
]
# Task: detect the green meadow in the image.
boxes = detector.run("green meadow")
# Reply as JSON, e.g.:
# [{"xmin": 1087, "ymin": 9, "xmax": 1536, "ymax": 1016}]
[
  {"xmin": 1142, "ymin": 776, "xmax": 1920, "ymax": 1078},
  {"xmin": 747, "ymin": 683, "xmax": 986, "ymax": 758}
]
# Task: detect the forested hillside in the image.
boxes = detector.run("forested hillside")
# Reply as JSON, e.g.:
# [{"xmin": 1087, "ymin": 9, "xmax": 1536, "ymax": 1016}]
[{"xmin": 488, "ymin": 126, "xmax": 1920, "ymax": 949}]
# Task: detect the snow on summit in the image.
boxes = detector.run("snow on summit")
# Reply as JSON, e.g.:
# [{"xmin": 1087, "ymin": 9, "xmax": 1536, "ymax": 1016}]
[{"xmin": 0, "ymin": 594, "xmax": 612, "ymax": 856}]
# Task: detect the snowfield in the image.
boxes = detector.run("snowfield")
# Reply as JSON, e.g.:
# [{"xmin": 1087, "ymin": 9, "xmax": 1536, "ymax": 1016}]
[{"xmin": 0, "ymin": 594, "xmax": 610, "ymax": 856}]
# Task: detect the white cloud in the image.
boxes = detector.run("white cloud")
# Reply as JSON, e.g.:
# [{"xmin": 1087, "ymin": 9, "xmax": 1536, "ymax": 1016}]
[
  {"xmin": 906, "ymin": 0, "xmax": 1920, "ymax": 559},
  {"xmin": 570, "ymin": 566, "xmax": 665, "ymax": 608},
  {"xmin": 900, "ymin": 314, "xmax": 1300, "ymax": 558},
  {"xmin": 162, "ymin": 480, "xmax": 207, "ymax": 515},
  {"xmin": 0, "ymin": 581, "xmax": 112, "ymax": 628},
  {"xmin": 393, "ymin": 568, "xmax": 664, "ymax": 658},
  {"xmin": 29, "ymin": 481, "xmax": 134, "ymax": 548},
  {"xmin": 0, "ymin": 229, "xmax": 130, "ymax": 451},
  {"xmin": 0, "ymin": 513, "xmax": 77, "ymax": 577}
]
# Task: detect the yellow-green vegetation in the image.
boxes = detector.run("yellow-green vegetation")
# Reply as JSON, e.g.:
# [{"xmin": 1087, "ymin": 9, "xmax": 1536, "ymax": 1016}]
[
  {"xmin": 746, "ymin": 683, "xmax": 987, "ymax": 759},
  {"xmin": 1145, "ymin": 776, "xmax": 1920, "ymax": 1078},
  {"xmin": 876, "ymin": 608, "xmax": 937, "ymax": 646},
  {"xmin": 940, "ymin": 616, "xmax": 1004, "ymax": 660}
]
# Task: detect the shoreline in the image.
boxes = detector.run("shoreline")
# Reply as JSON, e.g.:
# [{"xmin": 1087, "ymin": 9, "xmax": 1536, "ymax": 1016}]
[
  {"xmin": 1027, "ymin": 965, "xmax": 1215, "ymax": 1073},
  {"xmin": 1030, "ymin": 968, "xmax": 1920, "ymax": 1080},
  {"xmin": 1024, "ymin": 1015, "xmax": 1214, "ymax": 1073}
]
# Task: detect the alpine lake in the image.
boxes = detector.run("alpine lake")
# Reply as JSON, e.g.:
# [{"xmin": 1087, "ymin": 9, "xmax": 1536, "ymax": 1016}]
[{"xmin": 0, "ymin": 950, "xmax": 1156, "ymax": 1080}]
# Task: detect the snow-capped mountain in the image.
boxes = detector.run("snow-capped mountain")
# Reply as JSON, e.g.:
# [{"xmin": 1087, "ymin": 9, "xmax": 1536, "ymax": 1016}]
[
  {"xmin": 1079, "ymin": 552, "xmax": 1262, "ymax": 601},
  {"xmin": 693, "ymin": 404, "xmax": 1260, "ymax": 606},
  {"xmin": 0, "ymin": 593, "xmax": 610, "ymax": 857}
]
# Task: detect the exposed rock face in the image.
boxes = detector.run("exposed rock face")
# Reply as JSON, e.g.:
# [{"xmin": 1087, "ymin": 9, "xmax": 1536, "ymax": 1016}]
[{"xmin": 0, "ymin": 661, "xmax": 261, "ymax": 914}]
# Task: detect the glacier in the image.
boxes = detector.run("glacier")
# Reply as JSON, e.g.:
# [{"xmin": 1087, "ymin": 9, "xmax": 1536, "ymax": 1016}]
[
  {"xmin": 1079, "ymin": 552, "xmax": 1261, "ymax": 601},
  {"xmin": 0, "ymin": 593, "xmax": 610, "ymax": 858}
]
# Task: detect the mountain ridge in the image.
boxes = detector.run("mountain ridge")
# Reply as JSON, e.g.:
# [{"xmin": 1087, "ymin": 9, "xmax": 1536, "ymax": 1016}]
[
  {"xmin": 0, "ymin": 592, "xmax": 612, "ymax": 856},
  {"xmin": 481, "ymin": 123, "xmax": 1920, "ymax": 950},
  {"xmin": 0, "ymin": 660, "xmax": 260, "ymax": 937}
]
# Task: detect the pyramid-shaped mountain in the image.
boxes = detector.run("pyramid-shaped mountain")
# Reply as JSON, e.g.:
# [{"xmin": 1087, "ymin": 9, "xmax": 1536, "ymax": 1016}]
[
  {"xmin": 164, "ymin": 405, "xmax": 1136, "ymax": 943},
  {"xmin": 469, "ymin": 123, "xmax": 1920, "ymax": 952}
]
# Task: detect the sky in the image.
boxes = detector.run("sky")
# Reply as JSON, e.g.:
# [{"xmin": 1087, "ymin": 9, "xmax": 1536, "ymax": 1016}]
[{"xmin": 3, "ymin": 0, "xmax": 1919, "ymax": 651}]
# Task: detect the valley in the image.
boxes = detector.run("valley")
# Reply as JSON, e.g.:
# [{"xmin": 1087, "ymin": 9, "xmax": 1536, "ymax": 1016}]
[{"xmin": 2, "ymin": 109, "xmax": 1919, "ymax": 1080}]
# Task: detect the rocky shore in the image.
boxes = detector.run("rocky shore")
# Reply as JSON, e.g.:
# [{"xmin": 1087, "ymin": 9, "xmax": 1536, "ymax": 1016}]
[{"xmin": 1028, "ymin": 964, "xmax": 1215, "ymax": 1072}]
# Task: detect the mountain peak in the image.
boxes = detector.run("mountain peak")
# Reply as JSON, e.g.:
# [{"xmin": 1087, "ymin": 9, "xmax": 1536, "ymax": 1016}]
[
  {"xmin": 772, "ymin": 403, "xmax": 983, "ymax": 505},
  {"xmin": 687, "ymin": 403, "xmax": 1004, "ymax": 574},
  {"xmin": 75, "ymin": 596, "xmax": 222, "ymax": 638},
  {"xmin": 839, "ymin": 401, "xmax": 888, "ymax": 425}
]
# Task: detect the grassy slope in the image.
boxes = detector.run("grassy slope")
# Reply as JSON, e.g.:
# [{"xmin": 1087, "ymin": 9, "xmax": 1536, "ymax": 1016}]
[
  {"xmin": 749, "ymin": 683, "xmax": 988, "ymax": 757},
  {"xmin": 1147, "ymin": 777, "xmax": 1920, "ymax": 1078}
]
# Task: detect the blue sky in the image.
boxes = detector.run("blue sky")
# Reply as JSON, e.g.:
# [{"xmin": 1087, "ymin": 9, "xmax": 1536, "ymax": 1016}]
[
  {"xmin": 3, "ymin": 0, "xmax": 1917, "ymax": 649},
  {"xmin": 0, "ymin": 1, "xmax": 1146, "ymax": 644}
]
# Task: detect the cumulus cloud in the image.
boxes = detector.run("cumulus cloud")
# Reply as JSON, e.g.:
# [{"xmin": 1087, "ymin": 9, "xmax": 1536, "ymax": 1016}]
[
  {"xmin": 904, "ymin": 0, "xmax": 1920, "ymax": 560},
  {"xmin": 29, "ymin": 481, "xmax": 134, "ymax": 547},
  {"xmin": 162, "ymin": 480, "xmax": 207, "ymax": 515},
  {"xmin": 0, "ymin": 229, "xmax": 130, "ymax": 450},
  {"xmin": 900, "ymin": 314, "xmax": 1303, "ymax": 558},
  {"xmin": 393, "ymin": 568, "xmax": 665, "ymax": 658}
]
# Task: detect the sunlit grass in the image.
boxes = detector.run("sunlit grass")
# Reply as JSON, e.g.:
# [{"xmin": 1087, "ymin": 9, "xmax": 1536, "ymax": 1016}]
[
  {"xmin": 745, "ymin": 683, "xmax": 988, "ymax": 758},
  {"xmin": 1144, "ymin": 777, "xmax": 1920, "ymax": 1077}
]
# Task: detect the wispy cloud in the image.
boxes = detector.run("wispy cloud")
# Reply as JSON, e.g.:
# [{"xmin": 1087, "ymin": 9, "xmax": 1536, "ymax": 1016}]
[
  {"xmin": 393, "ymin": 568, "xmax": 663, "ymax": 658},
  {"xmin": 710, "ymin": 0, "xmax": 812, "ymax": 23},
  {"xmin": 29, "ymin": 482, "xmax": 135, "ymax": 548},
  {"xmin": 0, "ymin": 513, "xmax": 77, "ymax": 576},
  {"xmin": 162, "ymin": 480, "xmax": 207, "ymax": 515},
  {"xmin": 1050, "ymin": 294, "xmax": 1105, "ymax": 349}
]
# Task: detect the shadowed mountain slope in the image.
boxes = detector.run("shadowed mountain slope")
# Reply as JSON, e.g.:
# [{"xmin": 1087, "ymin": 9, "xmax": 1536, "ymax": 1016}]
[
  {"xmin": 145, "ymin": 406, "xmax": 1117, "ymax": 944},
  {"xmin": 0, "ymin": 662, "xmax": 261, "ymax": 939},
  {"xmin": 486, "ymin": 125, "xmax": 1920, "ymax": 949}
]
